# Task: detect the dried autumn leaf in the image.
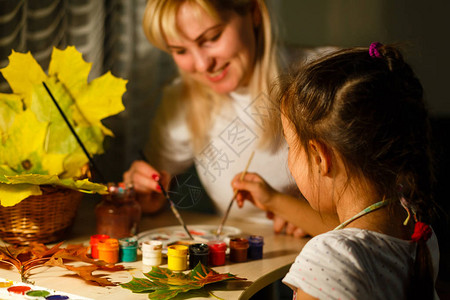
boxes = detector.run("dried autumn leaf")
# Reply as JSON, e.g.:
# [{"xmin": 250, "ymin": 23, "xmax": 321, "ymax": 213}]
[
  {"xmin": 120, "ymin": 262, "xmax": 245, "ymax": 300},
  {"xmin": 44, "ymin": 257, "xmax": 121, "ymax": 286},
  {"xmin": 0, "ymin": 242, "xmax": 123, "ymax": 286}
]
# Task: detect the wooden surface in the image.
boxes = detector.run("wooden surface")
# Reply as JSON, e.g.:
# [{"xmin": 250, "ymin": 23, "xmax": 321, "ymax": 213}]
[{"xmin": 0, "ymin": 197, "xmax": 307, "ymax": 299}]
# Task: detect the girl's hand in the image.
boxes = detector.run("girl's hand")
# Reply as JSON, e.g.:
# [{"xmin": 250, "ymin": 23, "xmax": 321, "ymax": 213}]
[
  {"xmin": 231, "ymin": 172, "xmax": 277, "ymax": 211},
  {"xmin": 231, "ymin": 172, "xmax": 309, "ymax": 238},
  {"xmin": 268, "ymin": 212, "xmax": 309, "ymax": 238},
  {"xmin": 123, "ymin": 160, "xmax": 170, "ymax": 213}
]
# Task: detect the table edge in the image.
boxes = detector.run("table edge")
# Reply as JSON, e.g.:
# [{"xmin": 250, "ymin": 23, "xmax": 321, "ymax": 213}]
[{"xmin": 238, "ymin": 263, "xmax": 292, "ymax": 300}]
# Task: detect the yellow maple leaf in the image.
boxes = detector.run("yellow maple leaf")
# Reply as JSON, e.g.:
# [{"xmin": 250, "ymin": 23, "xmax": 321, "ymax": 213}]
[
  {"xmin": 0, "ymin": 93, "xmax": 22, "ymax": 133},
  {"xmin": 0, "ymin": 183, "xmax": 42, "ymax": 207},
  {"xmin": 0, "ymin": 109, "xmax": 47, "ymax": 172},
  {"xmin": 1, "ymin": 50, "xmax": 47, "ymax": 108},
  {"xmin": 48, "ymin": 46, "xmax": 91, "ymax": 98},
  {"xmin": 73, "ymin": 71, "xmax": 126, "ymax": 136},
  {"xmin": 0, "ymin": 46, "xmax": 125, "ymax": 206}
]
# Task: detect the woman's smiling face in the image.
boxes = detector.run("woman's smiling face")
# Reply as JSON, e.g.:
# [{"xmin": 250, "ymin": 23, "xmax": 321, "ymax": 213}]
[{"xmin": 165, "ymin": 2, "xmax": 257, "ymax": 94}]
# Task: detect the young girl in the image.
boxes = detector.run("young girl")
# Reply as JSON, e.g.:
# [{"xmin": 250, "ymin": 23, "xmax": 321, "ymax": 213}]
[
  {"xmin": 235, "ymin": 43, "xmax": 440, "ymax": 299},
  {"xmin": 280, "ymin": 43, "xmax": 441, "ymax": 299}
]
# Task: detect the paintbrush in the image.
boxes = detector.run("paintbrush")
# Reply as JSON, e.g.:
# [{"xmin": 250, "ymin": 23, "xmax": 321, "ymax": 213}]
[
  {"xmin": 159, "ymin": 181, "xmax": 194, "ymax": 240},
  {"xmin": 43, "ymin": 82, "xmax": 105, "ymax": 183},
  {"xmin": 139, "ymin": 151, "xmax": 194, "ymax": 240},
  {"xmin": 215, "ymin": 151, "xmax": 255, "ymax": 238}
]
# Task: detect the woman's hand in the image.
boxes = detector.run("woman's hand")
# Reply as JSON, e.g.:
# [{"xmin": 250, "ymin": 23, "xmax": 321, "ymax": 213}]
[
  {"xmin": 231, "ymin": 172, "xmax": 277, "ymax": 210},
  {"xmin": 123, "ymin": 160, "xmax": 170, "ymax": 193},
  {"xmin": 123, "ymin": 160, "xmax": 170, "ymax": 213}
]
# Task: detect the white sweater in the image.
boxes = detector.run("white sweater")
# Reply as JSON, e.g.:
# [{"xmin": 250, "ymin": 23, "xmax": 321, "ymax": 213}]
[
  {"xmin": 146, "ymin": 86, "xmax": 296, "ymax": 223},
  {"xmin": 145, "ymin": 46, "xmax": 337, "ymax": 223}
]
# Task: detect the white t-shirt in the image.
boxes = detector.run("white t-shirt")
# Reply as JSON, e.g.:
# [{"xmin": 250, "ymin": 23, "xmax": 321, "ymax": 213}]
[
  {"xmin": 147, "ymin": 86, "xmax": 297, "ymax": 223},
  {"xmin": 283, "ymin": 228, "xmax": 441, "ymax": 300}
]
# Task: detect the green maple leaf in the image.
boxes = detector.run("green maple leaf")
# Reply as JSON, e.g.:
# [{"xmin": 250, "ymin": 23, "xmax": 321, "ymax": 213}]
[
  {"xmin": 120, "ymin": 263, "xmax": 245, "ymax": 300},
  {"xmin": 0, "ymin": 46, "xmax": 126, "ymax": 206}
]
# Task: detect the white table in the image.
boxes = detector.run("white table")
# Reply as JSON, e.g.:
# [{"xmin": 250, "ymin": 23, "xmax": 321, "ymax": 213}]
[{"xmin": 0, "ymin": 197, "xmax": 308, "ymax": 299}]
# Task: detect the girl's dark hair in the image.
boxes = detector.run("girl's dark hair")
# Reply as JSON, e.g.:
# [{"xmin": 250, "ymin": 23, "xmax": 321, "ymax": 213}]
[{"xmin": 280, "ymin": 44, "xmax": 436, "ymax": 299}]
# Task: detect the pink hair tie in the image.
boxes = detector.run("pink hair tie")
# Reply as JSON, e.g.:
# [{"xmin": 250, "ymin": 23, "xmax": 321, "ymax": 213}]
[
  {"xmin": 369, "ymin": 42, "xmax": 382, "ymax": 58},
  {"xmin": 411, "ymin": 221, "xmax": 432, "ymax": 242}
]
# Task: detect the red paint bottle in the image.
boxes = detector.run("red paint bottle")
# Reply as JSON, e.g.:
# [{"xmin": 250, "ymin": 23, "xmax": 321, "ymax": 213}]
[
  {"xmin": 208, "ymin": 241, "xmax": 227, "ymax": 266},
  {"xmin": 90, "ymin": 234, "xmax": 110, "ymax": 259}
]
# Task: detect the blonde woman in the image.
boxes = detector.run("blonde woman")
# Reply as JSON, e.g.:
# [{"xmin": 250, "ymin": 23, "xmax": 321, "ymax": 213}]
[{"xmin": 123, "ymin": 0, "xmax": 338, "ymax": 236}]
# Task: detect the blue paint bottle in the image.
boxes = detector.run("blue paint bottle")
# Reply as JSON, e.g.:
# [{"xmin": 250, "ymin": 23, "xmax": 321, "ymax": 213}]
[{"xmin": 248, "ymin": 235, "xmax": 264, "ymax": 260}]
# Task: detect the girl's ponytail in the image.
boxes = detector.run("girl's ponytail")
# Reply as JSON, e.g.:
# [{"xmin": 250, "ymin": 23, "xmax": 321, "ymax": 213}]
[{"xmin": 408, "ymin": 238, "xmax": 434, "ymax": 299}]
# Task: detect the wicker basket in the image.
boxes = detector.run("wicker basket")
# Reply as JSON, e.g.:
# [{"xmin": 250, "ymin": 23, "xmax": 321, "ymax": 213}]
[{"xmin": 0, "ymin": 186, "xmax": 83, "ymax": 245}]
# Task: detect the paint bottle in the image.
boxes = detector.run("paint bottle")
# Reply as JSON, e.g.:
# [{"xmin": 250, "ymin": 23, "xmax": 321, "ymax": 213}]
[
  {"xmin": 248, "ymin": 235, "xmax": 264, "ymax": 260},
  {"xmin": 95, "ymin": 182, "xmax": 141, "ymax": 239},
  {"xmin": 89, "ymin": 234, "xmax": 110, "ymax": 259},
  {"xmin": 167, "ymin": 245, "xmax": 188, "ymax": 271},
  {"xmin": 208, "ymin": 241, "xmax": 227, "ymax": 266},
  {"xmin": 98, "ymin": 238, "xmax": 119, "ymax": 263},
  {"xmin": 119, "ymin": 237, "xmax": 138, "ymax": 262},
  {"xmin": 142, "ymin": 240, "xmax": 163, "ymax": 266},
  {"xmin": 229, "ymin": 237, "xmax": 249, "ymax": 263},
  {"xmin": 189, "ymin": 243, "xmax": 209, "ymax": 269}
]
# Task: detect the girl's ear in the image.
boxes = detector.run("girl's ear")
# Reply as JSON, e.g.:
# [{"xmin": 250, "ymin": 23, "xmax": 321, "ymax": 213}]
[{"xmin": 308, "ymin": 140, "xmax": 332, "ymax": 175}]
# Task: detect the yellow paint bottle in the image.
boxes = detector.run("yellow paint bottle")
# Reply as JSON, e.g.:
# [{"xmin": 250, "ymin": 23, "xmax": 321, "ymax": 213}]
[{"xmin": 167, "ymin": 245, "xmax": 188, "ymax": 271}]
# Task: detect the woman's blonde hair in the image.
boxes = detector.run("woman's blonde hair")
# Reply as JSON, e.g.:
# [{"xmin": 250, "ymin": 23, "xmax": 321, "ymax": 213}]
[{"xmin": 143, "ymin": 0, "xmax": 281, "ymax": 152}]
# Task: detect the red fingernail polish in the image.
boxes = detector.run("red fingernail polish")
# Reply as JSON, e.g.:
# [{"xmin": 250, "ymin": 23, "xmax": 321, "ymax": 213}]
[
  {"xmin": 156, "ymin": 185, "xmax": 161, "ymax": 191},
  {"xmin": 152, "ymin": 174, "xmax": 160, "ymax": 181}
]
